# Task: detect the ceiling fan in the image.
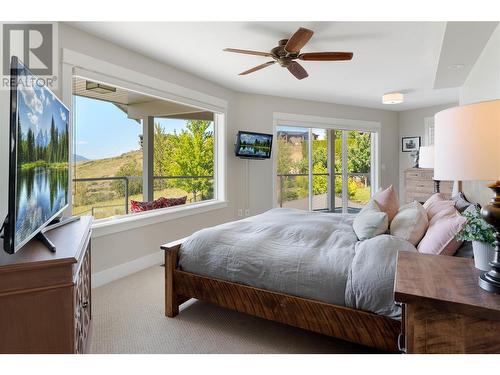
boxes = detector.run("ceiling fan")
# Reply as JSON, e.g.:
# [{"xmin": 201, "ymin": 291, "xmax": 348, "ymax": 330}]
[{"xmin": 223, "ymin": 27, "xmax": 353, "ymax": 80}]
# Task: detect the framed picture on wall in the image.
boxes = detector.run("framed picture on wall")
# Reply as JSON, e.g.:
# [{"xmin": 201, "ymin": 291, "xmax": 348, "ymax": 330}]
[{"xmin": 402, "ymin": 136, "xmax": 421, "ymax": 152}]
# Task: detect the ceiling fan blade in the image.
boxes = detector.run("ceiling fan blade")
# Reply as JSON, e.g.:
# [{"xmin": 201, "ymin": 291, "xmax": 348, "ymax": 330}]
[
  {"xmin": 223, "ymin": 48, "xmax": 273, "ymax": 57},
  {"xmin": 287, "ymin": 61, "xmax": 308, "ymax": 80},
  {"xmin": 298, "ymin": 52, "xmax": 354, "ymax": 61},
  {"xmin": 239, "ymin": 61, "xmax": 275, "ymax": 75},
  {"xmin": 285, "ymin": 27, "xmax": 314, "ymax": 53}
]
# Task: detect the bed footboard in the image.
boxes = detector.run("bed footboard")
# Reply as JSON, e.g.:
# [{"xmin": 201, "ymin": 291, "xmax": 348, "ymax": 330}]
[
  {"xmin": 163, "ymin": 243, "xmax": 181, "ymax": 317},
  {"xmin": 161, "ymin": 242, "xmax": 400, "ymax": 352}
]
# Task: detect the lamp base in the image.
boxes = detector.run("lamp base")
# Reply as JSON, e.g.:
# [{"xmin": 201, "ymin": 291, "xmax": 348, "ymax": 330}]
[
  {"xmin": 479, "ymin": 181, "xmax": 500, "ymax": 294},
  {"xmin": 479, "ymin": 272, "xmax": 500, "ymax": 293}
]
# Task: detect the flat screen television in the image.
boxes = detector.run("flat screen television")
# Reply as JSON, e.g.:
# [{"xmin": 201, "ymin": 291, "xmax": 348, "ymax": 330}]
[
  {"xmin": 235, "ymin": 131, "xmax": 273, "ymax": 159},
  {"xmin": 2, "ymin": 56, "xmax": 70, "ymax": 254}
]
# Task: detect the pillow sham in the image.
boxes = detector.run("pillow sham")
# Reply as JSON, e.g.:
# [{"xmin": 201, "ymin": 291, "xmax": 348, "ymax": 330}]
[
  {"xmin": 373, "ymin": 185, "xmax": 399, "ymax": 222},
  {"xmin": 390, "ymin": 201, "xmax": 428, "ymax": 246},
  {"xmin": 422, "ymin": 192, "xmax": 447, "ymax": 209},
  {"xmin": 417, "ymin": 208, "xmax": 467, "ymax": 256},
  {"xmin": 425, "ymin": 199, "xmax": 455, "ymax": 220},
  {"xmin": 353, "ymin": 200, "xmax": 389, "ymax": 241}
]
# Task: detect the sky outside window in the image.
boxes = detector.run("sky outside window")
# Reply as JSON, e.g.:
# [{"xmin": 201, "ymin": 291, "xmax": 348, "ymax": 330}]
[{"xmin": 73, "ymin": 96, "xmax": 191, "ymax": 160}]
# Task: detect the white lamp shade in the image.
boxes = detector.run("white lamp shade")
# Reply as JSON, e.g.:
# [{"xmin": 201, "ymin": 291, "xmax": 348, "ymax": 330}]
[
  {"xmin": 434, "ymin": 100, "xmax": 500, "ymax": 181},
  {"xmin": 419, "ymin": 146, "xmax": 434, "ymax": 168}
]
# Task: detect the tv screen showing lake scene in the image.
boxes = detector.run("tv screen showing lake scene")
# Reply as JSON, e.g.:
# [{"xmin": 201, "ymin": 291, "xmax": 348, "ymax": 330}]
[
  {"xmin": 13, "ymin": 62, "xmax": 69, "ymax": 251},
  {"xmin": 236, "ymin": 132, "xmax": 272, "ymax": 158}
]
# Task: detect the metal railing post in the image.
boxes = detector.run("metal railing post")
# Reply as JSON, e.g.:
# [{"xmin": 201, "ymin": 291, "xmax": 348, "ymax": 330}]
[
  {"xmin": 280, "ymin": 175, "xmax": 283, "ymax": 208},
  {"xmin": 125, "ymin": 177, "xmax": 129, "ymax": 214}
]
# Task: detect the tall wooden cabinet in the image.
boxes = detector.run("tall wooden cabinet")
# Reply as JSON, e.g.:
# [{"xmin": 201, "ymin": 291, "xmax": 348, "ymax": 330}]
[{"xmin": 0, "ymin": 216, "xmax": 92, "ymax": 354}]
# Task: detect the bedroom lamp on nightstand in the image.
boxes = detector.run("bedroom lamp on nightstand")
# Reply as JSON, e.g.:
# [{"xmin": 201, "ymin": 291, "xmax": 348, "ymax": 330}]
[
  {"xmin": 418, "ymin": 145, "xmax": 441, "ymax": 193},
  {"xmin": 434, "ymin": 99, "xmax": 500, "ymax": 294}
]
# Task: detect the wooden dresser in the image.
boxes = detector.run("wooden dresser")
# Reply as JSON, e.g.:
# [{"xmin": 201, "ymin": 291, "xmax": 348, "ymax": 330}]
[
  {"xmin": 0, "ymin": 216, "xmax": 92, "ymax": 354},
  {"xmin": 394, "ymin": 251, "xmax": 500, "ymax": 354},
  {"xmin": 404, "ymin": 168, "xmax": 453, "ymax": 203}
]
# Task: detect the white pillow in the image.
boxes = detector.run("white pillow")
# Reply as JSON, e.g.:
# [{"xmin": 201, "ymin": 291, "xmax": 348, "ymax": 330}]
[
  {"xmin": 353, "ymin": 200, "xmax": 389, "ymax": 241},
  {"xmin": 390, "ymin": 201, "xmax": 428, "ymax": 246}
]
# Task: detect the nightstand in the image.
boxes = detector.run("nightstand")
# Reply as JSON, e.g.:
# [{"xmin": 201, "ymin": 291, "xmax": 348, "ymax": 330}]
[{"xmin": 394, "ymin": 251, "xmax": 500, "ymax": 353}]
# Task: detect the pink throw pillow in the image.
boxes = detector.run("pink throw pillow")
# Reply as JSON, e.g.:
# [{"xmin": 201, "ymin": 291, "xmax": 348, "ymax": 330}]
[
  {"xmin": 422, "ymin": 193, "xmax": 447, "ymax": 209},
  {"xmin": 373, "ymin": 185, "xmax": 399, "ymax": 222},
  {"xmin": 417, "ymin": 209, "xmax": 466, "ymax": 255},
  {"xmin": 425, "ymin": 200, "xmax": 455, "ymax": 220}
]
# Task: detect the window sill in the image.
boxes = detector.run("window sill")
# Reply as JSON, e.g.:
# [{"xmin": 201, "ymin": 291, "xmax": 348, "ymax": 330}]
[{"xmin": 90, "ymin": 200, "xmax": 228, "ymax": 238}]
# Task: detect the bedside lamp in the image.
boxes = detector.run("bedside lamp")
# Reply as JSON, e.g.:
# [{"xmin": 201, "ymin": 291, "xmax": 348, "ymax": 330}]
[
  {"xmin": 434, "ymin": 99, "xmax": 500, "ymax": 293},
  {"xmin": 418, "ymin": 146, "xmax": 440, "ymax": 193}
]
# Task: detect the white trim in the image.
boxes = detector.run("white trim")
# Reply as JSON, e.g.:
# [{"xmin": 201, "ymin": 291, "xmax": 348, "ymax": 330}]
[
  {"xmin": 91, "ymin": 200, "xmax": 228, "ymax": 238},
  {"xmin": 62, "ymin": 49, "xmax": 227, "ymax": 112},
  {"xmin": 307, "ymin": 128, "xmax": 313, "ymax": 211},
  {"xmin": 273, "ymin": 112, "xmax": 381, "ymax": 132},
  {"xmin": 91, "ymin": 250, "xmax": 164, "ymax": 288},
  {"xmin": 424, "ymin": 116, "xmax": 435, "ymax": 146},
  {"xmin": 341, "ymin": 131, "xmax": 348, "ymax": 211}
]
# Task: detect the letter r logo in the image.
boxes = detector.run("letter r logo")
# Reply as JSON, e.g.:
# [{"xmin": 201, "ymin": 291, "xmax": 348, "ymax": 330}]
[{"xmin": 2, "ymin": 23, "xmax": 53, "ymax": 75}]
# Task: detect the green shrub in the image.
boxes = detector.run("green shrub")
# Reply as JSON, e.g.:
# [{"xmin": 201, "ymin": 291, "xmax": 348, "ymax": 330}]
[
  {"xmin": 112, "ymin": 160, "xmax": 142, "ymax": 197},
  {"xmin": 283, "ymin": 190, "xmax": 299, "ymax": 201}
]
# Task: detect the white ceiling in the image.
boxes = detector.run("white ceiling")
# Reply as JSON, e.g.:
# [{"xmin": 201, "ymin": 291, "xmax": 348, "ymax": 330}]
[{"xmin": 68, "ymin": 22, "xmax": 481, "ymax": 111}]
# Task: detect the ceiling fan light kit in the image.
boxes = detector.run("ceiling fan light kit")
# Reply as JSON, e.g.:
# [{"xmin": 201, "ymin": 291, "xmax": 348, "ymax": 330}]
[
  {"xmin": 223, "ymin": 27, "xmax": 354, "ymax": 80},
  {"xmin": 382, "ymin": 92, "xmax": 404, "ymax": 104}
]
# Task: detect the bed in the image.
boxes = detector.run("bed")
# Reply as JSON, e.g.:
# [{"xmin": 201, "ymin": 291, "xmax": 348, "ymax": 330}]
[{"xmin": 162, "ymin": 208, "xmax": 414, "ymax": 352}]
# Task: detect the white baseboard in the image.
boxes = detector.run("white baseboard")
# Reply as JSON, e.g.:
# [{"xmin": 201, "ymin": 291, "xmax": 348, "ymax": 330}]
[{"xmin": 91, "ymin": 250, "xmax": 164, "ymax": 288}]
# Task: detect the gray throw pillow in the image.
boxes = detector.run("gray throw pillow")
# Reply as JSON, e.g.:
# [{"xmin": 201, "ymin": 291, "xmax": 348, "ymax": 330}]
[
  {"xmin": 353, "ymin": 200, "xmax": 389, "ymax": 241},
  {"xmin": 452, "ymin": 192, "xmax": 480, "ymax": 213}
]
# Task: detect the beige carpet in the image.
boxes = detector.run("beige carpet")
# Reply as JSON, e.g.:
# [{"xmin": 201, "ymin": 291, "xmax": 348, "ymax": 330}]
[{"xmin": 90, "ymin": 266, "xmax": 379, "ymax": 354}]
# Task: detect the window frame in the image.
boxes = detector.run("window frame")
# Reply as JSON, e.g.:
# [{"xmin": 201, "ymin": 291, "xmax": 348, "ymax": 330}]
[{"xmin": 61, "ymin": 49, "xmax": 227, "ymax": 235}]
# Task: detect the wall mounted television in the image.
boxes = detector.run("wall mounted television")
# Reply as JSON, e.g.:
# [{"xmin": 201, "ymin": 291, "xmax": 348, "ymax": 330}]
[
  {"xmin": 2, "ymin": 56, "xmax": 70, "ymax": 254},
  {"xmin": 235, "ymin": 131, "xmax": 273, "ymax": 159}
]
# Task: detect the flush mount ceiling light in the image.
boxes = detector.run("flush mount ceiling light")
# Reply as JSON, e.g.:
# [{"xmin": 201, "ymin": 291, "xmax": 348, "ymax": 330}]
[
  {"xmin": 86, "ymin": 81, "xmax": 117, "ymax": 94},
  {"xmin": 382, "ymin": 92, "xmax": 404, "ymax": 105}
]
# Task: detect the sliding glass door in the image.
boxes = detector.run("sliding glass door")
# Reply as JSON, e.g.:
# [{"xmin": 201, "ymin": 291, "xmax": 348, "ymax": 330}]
[
  {"xmin": 276, "ymin": 125, "xmax": 376, "ymax": 213},
  {"xmin": 276, "ymin": 127, "xmax": 310, "ymax": 210}
]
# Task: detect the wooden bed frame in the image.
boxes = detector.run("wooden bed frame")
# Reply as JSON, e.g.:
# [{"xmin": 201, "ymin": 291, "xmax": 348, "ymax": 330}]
[{"xmin": 162, "ymin": 241, "xmax": 401, "ymax": 352}]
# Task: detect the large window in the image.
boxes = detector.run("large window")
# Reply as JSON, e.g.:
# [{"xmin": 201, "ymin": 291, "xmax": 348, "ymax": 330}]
[
  {"xmin": 276, "ymin": 123, "xmax": 377, "ymax": 214},
  {"xmin": 72, "ymin": 76, "xmax": 218, "ymax": 220},
  {"xmin": 153, "ymin": 118, "xmax": 214, "ymax": 204}
]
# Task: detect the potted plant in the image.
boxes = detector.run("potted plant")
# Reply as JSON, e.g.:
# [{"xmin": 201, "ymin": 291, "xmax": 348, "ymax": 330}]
[{"xmin": 456, "ymin": 208, "xmax": 496, "ymax": 271}]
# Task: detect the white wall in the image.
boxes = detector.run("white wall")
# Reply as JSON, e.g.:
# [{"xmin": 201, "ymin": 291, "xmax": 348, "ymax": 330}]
[
  {"xmin": 397, "ymin": 103, "xmax": 457, "ymax": 203},
  {"xmin": 459, "ymin": 24, "xmax": 500, "ymax": 206},
  {"xmin": 460, "ymin": 25, "xmax": 500, "ymax": 106},
  {"xmin": 1, "ymin": 23, "xmax": 401, "ymax": 279}
]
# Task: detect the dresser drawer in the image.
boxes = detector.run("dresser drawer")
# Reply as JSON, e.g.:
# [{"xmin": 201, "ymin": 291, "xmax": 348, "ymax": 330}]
[
  {"xmin": 74, "ymin": 242, "xmax": 91, "ymax": 354},
  {"xmin": 406, "ymin": 180, "xmax": 434, "ymax": 193},
  {"xmin": 405, "ymin": 168, "xmax": 434, "ymax": 181}
]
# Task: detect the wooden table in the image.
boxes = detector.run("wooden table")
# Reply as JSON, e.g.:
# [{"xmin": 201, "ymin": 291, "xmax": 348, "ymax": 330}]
[{"xmin": 394, "ymin": 251, "xmax": 500, "ymax": 353}]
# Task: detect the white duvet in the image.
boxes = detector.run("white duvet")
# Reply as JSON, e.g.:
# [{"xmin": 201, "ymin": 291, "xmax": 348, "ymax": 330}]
[{"xmin": 179, "ymin": 208, "xmax": 417, "ymax": 319}]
